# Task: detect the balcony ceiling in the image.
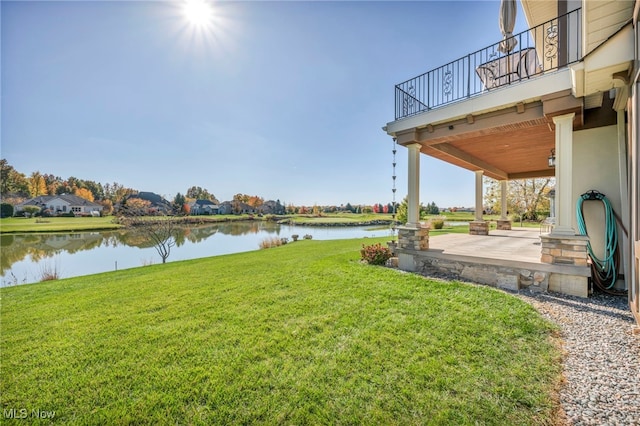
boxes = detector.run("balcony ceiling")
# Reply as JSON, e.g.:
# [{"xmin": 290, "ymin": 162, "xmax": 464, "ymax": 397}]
[
  {"xmin": 395, "ymin": 101, "xmax": 557, "ymax": 181},
  {"xmin": 423, "ymin": 123, "xmax": 555, "ymax": 181}
]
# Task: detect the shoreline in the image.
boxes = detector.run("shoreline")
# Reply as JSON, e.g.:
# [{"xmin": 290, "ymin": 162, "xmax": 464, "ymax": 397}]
[{"xmin": 0, "ymin": 215, "xmax": 398, "ymax": 234}]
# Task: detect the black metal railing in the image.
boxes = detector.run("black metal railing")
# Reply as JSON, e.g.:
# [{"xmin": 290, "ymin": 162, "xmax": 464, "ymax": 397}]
[{"xmin": 395, "ymin": 8, "xmax": 582, "ymax": 120}]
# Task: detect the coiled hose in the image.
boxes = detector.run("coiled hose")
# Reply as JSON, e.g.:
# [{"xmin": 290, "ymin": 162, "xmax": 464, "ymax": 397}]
[{"xmin": 576, "ymin": 190, "xmax": 625, "ymax": 295}]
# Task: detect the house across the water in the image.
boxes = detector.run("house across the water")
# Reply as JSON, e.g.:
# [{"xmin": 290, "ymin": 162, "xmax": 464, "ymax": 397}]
[{"xmin": 15, "ymin": 194, "xmax": 102, "ymax": 216}]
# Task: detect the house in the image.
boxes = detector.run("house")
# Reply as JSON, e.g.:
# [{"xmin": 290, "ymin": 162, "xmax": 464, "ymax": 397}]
[
  {"xmin": 122, "ymin": 191, "xmax": 173, "ymax": 214},
  {"xmin": 258, "ymin": 200, "xmax": 286, "ymax": 215},
  {"xmin": 189, "ymin": 199, "xmax": 219, "ymax": 215},
  {"xmin": 217, "ymin": 201, "xmax": 256, "ymax": 215},
  {"xmin": 15, "ymin": 194, "xmax": 102, "ymax": 216},
  {"xmin": 384, "ymin": 0, "xmax": 639, "ymax": 326}
]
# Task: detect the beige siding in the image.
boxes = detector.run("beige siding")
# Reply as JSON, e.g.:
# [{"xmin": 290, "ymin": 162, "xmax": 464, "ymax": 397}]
[
  {"xmin": 521, "ymin": 0, "xmax": 557, "ymax": 29},
  {"xmin": 572, "ymin": 125, "xmax": 622, "ymax": 273},
  {"xmin": 584, "ymin": 1, "xmax": 634, "ymax": 54}
]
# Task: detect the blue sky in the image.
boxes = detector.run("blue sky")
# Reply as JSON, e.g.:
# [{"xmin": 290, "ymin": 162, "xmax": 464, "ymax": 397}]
[{"xmin": 1, "ymin": 0, "xmax": 528, "ymax": 207}]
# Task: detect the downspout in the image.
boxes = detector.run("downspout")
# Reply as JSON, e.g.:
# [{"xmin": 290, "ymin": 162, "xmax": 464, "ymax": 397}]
[{"xmin": 615, "ymin": 91, "xmax": 631, "ymax": 290}]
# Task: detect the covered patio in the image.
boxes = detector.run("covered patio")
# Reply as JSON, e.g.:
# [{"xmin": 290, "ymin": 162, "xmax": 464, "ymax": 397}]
[
  {"xmin": 410, "ymin": 227, "xmax": 590, "ymax": 297},
  {"xmin": 382, "ymin": 4, "xmax": 635, "ymax": 298}
]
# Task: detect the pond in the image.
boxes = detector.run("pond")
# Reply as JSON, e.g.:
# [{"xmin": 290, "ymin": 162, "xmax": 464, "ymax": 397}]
[{"xmin": 1, "ymin": 222, "xmax": 394, "ymax": 286}]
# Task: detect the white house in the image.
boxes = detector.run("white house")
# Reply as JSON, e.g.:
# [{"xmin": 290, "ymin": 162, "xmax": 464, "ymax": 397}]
[
  {"xmin": 384, "ymin": 0, "xmax": 639, "ymax": 325},
  {"xmin": 15, "ymin": 194, "xmax": 102, "ymax": 216}
]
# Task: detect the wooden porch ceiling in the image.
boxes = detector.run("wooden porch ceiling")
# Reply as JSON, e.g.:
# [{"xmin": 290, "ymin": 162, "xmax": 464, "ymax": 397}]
[
  {"xmin": 423, "ymin": 121, "xmax": 556, "ymax": 181},
  {"xmin": 393, "ymin": 97, "xmax": 582, "ymax": 181}
]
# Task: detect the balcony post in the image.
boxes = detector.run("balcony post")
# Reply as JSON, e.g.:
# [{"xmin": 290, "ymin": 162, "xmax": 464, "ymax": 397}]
[
  {"xmin": 551, "ymin": 113, "xmax": 576, "ymax": 236},
  {"xmin": 406, "ymin": 143, "xmax": 421, "ymax": 227},
  {"xmin": 497, "ymin": 179, "xmax": 512, "ymax": 230},
  {"xmin": 397, "ymin": 143, "xmax": 429, "ymax": 271},
  {"xmin": 470, "ymin": 170, "xmax": 489, "ymax": 235}
]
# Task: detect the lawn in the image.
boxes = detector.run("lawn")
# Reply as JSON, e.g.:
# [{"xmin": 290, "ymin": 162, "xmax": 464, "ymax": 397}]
[
  {"xmin": 1, "ymin": 238, "xmax": 562, "ymax": 425},
  {"xmin": 0, "ymin": 215, "xmax": 264, "ymax": 234},
  {"xmin": 0, "ymin": 216, "xmax": 121, "ymax": 233},
  {"xmin": 287, "ymin": 212, "xmax": 394, "ymax": 224}
]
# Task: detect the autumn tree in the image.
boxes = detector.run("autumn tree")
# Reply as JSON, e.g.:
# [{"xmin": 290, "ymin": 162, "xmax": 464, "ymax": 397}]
[
  {"xmin": 123, "ymin": 198, "xmax": 152, "ymax": 214},
  {"xmin": 100, "ymin": 199, "xmax": 113, "ymax": 216},
  {"xmin": 0, "ymin": 159, "xmax": 29, "ymax": 196},
  {"xmin": 75, "ymin": 187, "xmax": 95, "ymax": 202},
  {"xmin": 247, "ymin": 196, "xmax": 264, "ymax": 208},
  {"xmin": 186, "ymin": 186, "xmax": 218, "ymax": 203},
  {"xmin": 42, "ymin": 174, "xmax": 62, "ymax": 195},
  {"xmin": 28, "ymin": 172, "xmax": 47, "ymax": 197},
  {"xmin": 233, "ymin": 193, "xmax": 250, "ymax": 203},
  {"xmin": 484, "ymin": 177, "xmax": 553, "ymax": 221},
  {"xmin": 103, "ymin": 182, "xmax": 136, "ymax": 204},
  {"xmin": 55, "ymin": 180, "xmax": 75, "ymax": 196}
]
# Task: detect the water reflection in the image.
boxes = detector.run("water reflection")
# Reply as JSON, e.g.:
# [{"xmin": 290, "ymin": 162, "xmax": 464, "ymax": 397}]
[{"xmin": 1, "ymin": 222, "xmax": 389, "ymax": 285}]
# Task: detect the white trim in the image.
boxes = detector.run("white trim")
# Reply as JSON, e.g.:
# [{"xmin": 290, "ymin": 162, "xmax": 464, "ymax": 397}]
[
  {"xmin": 475, "ymin": 171, "xmax": 484, "ymax": 221},
  {"xmin": 407, "ymin": 143, "xmax": 421, "ymax": 226},
  {"xmin": 551, "ymin": 113, "xmax": 577, "ymax": 236},
  {"xmin": 500, "ymin": 180, "xmax": 508, "ymax": 220}
]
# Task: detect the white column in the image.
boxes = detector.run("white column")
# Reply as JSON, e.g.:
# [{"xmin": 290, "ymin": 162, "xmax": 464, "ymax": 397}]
[
  {"xmin": 407, "ymin": 143, "xmax": 421, "ymax": 226},
  {"xmin": 500, "ymin": 180, "xmax": 508, "ymax": 220},
  {"xmin": 551, "ymin": 113, "xmax": 576, "ymax": 235},
  {"xmin": 474, "ymin": 170, "xmax": 484, "ymax": 221}
]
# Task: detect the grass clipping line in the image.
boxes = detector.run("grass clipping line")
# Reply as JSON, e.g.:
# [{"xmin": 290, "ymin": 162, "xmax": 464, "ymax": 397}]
[{"xmin": 0, "ymin": 238, "xmax": 563, "ymax": 425}]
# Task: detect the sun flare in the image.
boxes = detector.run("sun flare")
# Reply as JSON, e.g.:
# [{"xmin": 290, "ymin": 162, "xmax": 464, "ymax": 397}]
[{"xmin": 183, "ymin": 0, "xmax": 213, "ymax": 28}]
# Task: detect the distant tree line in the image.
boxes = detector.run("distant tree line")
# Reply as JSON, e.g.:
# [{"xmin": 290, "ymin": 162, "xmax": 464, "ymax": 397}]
[{"xmin": 1, "ymin": 158, "xmax": 404, "ymax": 217}]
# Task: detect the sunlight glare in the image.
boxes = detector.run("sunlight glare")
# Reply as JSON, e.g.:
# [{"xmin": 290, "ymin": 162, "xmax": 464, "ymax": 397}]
[{"xmin": 183, "ymin": 0, "xmax": 213, "ymax": 28}]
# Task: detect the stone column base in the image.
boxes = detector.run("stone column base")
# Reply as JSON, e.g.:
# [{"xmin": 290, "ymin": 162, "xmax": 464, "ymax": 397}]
[
  {"xmin": 469, "ymin": 221, "xmax": 489, "ymax": 235},
  {"xmin": 387, "ymin": 241, "xmax": 397, "ymax": 255},
  {"xmin": 397, "ymin": 225, "xmax": 429, "ymax": 251},
  {"xmin": 496, "ymin": 219, "xmax": 511, "ymax": 230},
  {"xmin": 540, "ymin": 234, "xmax": 589, "ymax": 266}
]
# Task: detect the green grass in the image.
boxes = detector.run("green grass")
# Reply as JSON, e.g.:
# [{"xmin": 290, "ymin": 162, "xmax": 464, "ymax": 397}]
[
  {"xmin": 287, "ymin": 213, "xmax": 394, "ymax": 224},
  {"xmin": 0, "ymin": 216, "xmax": 121, "ymax": 233},
  {"xmin": 0, "ymin": 215, "xmax": 266, "ymax": 234},
  {"xmin": 1, "ymin": 238, "xmax": 562, "ymax": 425}
]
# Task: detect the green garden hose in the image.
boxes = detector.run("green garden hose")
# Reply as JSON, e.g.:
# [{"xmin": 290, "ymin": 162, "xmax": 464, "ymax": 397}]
[{"xmin": 576, "ymin": 190, "xmax": 623, "ymax": 294}]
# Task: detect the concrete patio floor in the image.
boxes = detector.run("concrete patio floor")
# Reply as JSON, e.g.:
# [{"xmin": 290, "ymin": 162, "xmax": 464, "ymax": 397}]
[
  {"xmin": 427, "ymin": 227, "xmax": 543, "ymax": 264},
  {"xmin": 398, "ymin": 226, "xmax": 592, "ymax": 297}
]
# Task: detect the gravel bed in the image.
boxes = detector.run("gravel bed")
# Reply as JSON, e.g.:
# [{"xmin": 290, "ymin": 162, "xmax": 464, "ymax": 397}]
[{"xmin": 516, "ymin": 291, "xmax": 640, "ymax": 426}]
